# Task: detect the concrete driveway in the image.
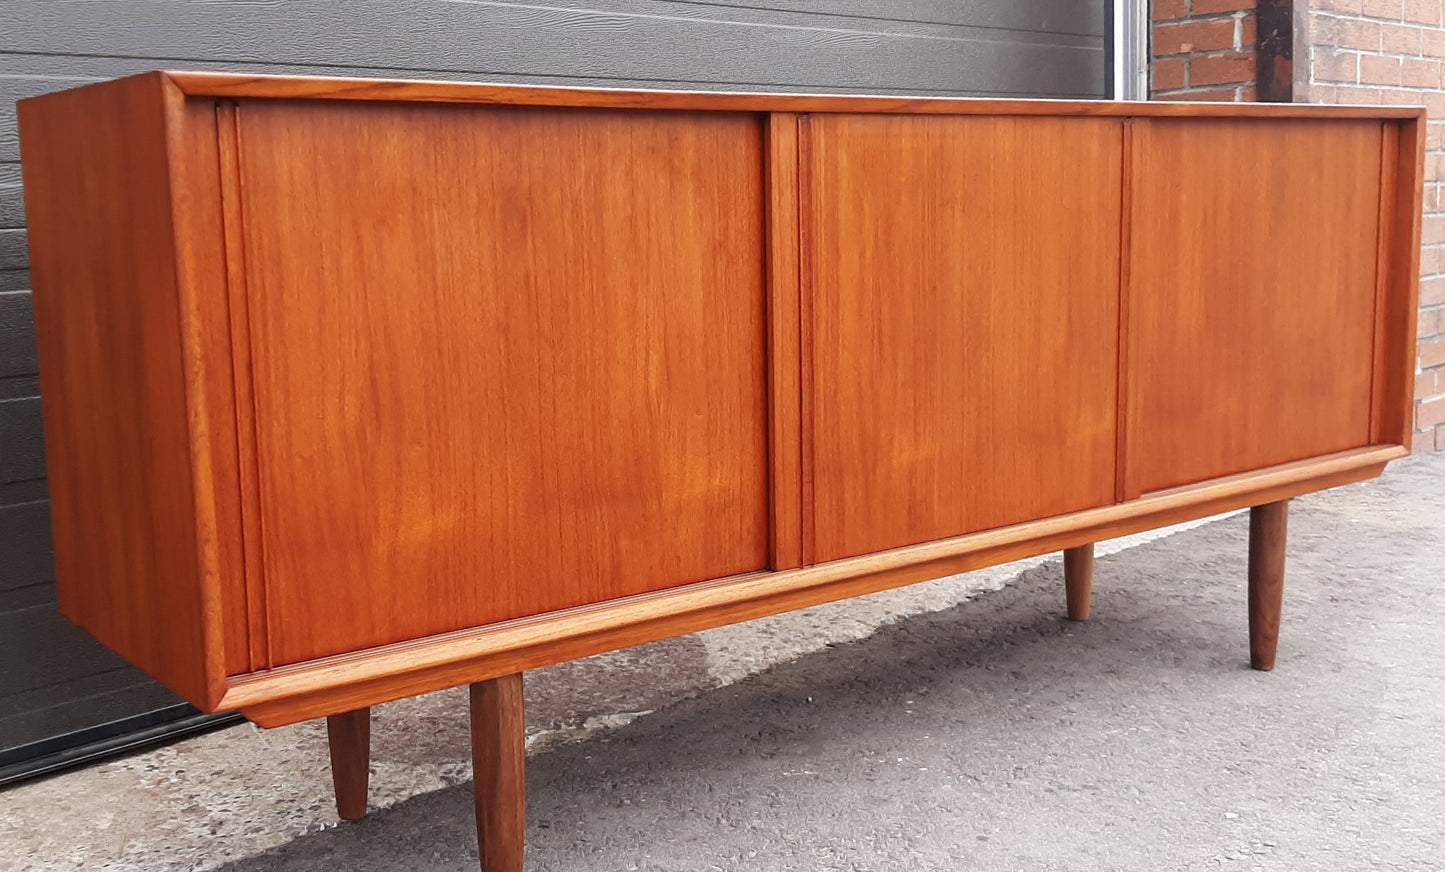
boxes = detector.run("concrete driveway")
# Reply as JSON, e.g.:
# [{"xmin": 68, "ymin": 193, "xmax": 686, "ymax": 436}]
[{"xmin": 3, "ymin": 454, "xmax": 1442, "ymax": 871}]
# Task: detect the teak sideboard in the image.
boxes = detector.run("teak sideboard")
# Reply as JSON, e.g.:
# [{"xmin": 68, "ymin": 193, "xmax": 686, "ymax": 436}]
[{"xmin": 17, "ymin": 72, "xmax": 1422, "ymax": 870}]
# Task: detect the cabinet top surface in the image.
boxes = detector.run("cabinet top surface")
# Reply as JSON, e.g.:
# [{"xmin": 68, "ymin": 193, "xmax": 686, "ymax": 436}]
[{"xmin": 24, "ymin": 71, "xmax": 1426, "ymax": 120}]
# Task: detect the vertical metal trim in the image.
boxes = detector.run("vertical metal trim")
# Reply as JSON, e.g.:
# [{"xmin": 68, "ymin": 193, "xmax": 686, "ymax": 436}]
[{"xmin": 1113, "ymin": 0, "xmax": 1150, "ymax": 101}]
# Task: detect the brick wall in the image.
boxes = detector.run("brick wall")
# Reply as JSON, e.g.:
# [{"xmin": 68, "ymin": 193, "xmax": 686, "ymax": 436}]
[
  {"xmin": 1152, "ymin": 1, "xmax": 1261, "ymax": 99},
  {"xmin": 1305, "ymin": 0, "xmax": 1445, "ymax": 452}
]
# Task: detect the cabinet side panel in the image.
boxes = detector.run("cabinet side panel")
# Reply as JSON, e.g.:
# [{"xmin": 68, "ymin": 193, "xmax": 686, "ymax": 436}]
[
  {"xmin": 808, "ymin": 115, "xmax": 1123, "ymax": 563},
  {"xmin": 16, "ymin": 75, "xmax": 213, "ymax": 707},
  {"xmin": 236, "ymin": 101, "xmax": 771, "ymax": 665},
  {"xmin": 1126, "ymin": 119, "xmax": 1383, "ymax": 495}
]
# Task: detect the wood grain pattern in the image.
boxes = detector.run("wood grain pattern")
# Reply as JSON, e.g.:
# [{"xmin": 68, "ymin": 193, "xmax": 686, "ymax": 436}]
[
  {"xmin": 162, "ymin": 83, "xmax": 248, "ymax": 682},
  {"xmin": 326, "ymin": 708, "xmax": 371, "ymax": 821},
  {"xmin": 1248, "ymin": 500, "xmax": 1289, "ymax": 671},
  {"xmin": 15, "ymin": 75, "xmax": 1421, "ymax": 730},
  {"xmin": 164, "ymin": 72, "xmax": 1425, "ymax": 119},
  {"xmin": 1374, "ymin": 116, "xmax": 1425, "ymax": 449},
  {"xmin": 1064, "ymin": 544, "xmax": 1094, "ymax": 622},
  {"xmin": 234, "ymin": 100, "xmax": 770, "ymax": 665},
  {"xmin": 766, "ymin": 113, "xmax": 803, "ymax": 571},
  {"xmin": 1125, "ymin": 119, "xmax": 1386, "ymax": 496},
  {"xmin": 808, "ymin": 114, "xmax": 1122, "ymax": 562},
  {"xmin": 471, "ymin": 674, "xmax": 526, "ymax": 872},
  {"xmin": 230, "ymin": 446, "xmax": 1401, "ymax": 727},
  {"xmin": 16, "ymin": 73, "xmax": 219, "ymax": 707},
  {"xmin": 216, "ymin": 100, "xmax": 270, "ymax": 674}
]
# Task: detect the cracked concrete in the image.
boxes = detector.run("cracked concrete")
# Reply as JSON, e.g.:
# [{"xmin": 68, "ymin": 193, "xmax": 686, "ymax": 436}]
[{"xmin": 1, "ymin": 454, "xmax": 1441, "ymax": 871}]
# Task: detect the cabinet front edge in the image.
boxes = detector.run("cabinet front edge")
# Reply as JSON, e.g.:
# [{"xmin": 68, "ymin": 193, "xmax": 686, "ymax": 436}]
[{"xmin": 223, "ymin": 444, "xmax": 1403, "ymax": 727}]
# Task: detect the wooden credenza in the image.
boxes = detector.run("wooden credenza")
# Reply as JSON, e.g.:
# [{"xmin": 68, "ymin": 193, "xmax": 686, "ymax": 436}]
[{"xmin": 18, "ymin": 72, "xmax": 1423, "ymax": 869}]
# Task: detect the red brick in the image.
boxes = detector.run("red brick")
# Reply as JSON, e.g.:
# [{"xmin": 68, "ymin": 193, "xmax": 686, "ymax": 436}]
[
  {"xmin": 1362, "ymin": 0, "xmax": 1406, "ymax": 17},
  {"xmin": 1314, "ymin": 50, "xmax": 1360, "ymax": 83},
  {"xmin": 1429, "ymin": 123, "xmax": 1445, "ymax": 150},
  {"xmin": 1421, "ymin": 90, "xmax": 1445, "ymax": 117},
  {"xmin": 1155, "ymin": 19, "xmax": 1237, "ymax": 55},
  {"xmin": 1312, "ymin": 15, "xmax": 1341, "ymax": 44},
  {"xmin": 1310, "ymin": 83, "xmax": 1340, "ymax": 102},
  {"xmin": 1380, "ymin": 87, "xmax": 1424, "ymax": 106},
  {"xmin": 1437, "ymin": 424, "xmax": 1445, "ymax": 452},
  {"xmin": 1192, "ymin": 0, "xmax": 1254, "ymax": 12},
  {"xmin": 1337, "ymin": 19, "xmax": 1383, "ymax": 50},
  {"xmin": 1156, "ymin": 87, "xmax": 1241, "ymax": 101},
  {"xmin": 1430, "ymin": 153, "xmax": 1445, "ymax": 183},
  {"xmin": 1191, "ymin": 51, "xmax": 1257, "ymax": 86},
  {"xmin": 1336, "ymin": 85, "xmax": 1385, "ymax": 104},
  {"xmin": 1153, "ymin": 57, "xmax": 1188, "ymax": 91},
  {"xmin": 1361, "ymin": 54, "xmax": 1404, "ymax": 85},
  {"xmin": 1423, "ymin": 215, "xmax": 1445, "ymax": 245},
  {"xmin": 1421, "ymin": 336, "xmax": 1445, "ymax": 369},
  {"xmin": 1413, "ymin": 425, "xmax": 1437, "ymax": 453},
  {"xmin": 1417, "ymin": 395, "xmax": 1445, "ymax": 429},
  {"xmin": 1415, "ymin": 368, "xmax": 1441, "ymax": 400},
  {"xmin": 1404, "ymin": 0, "xmax": 1442, "ymax": 25},
  {"xmin": 1403, "ymin": 57, "xmax": 1441, "ymax": 87},
  {"xmin": 1321, "ymin": 0, "xmax": 1366, "ymax": 11},
  {"xmin": 1420, "ymin": 276, "xmax": 1445, "ymax": 306},
  {"xmin": 1424, "ymin": 25, "xmax": 1445, "ymax": 55},
  {"xmin": 1153, "ymin": 0, "xmax": 1188, "ymax": 22},
  {"xmin": 1422, "ymin": 245, "xmax": 1445, "ymax": 275},
  {"xmin": 1382, "ymin": 23, "xmax": 1425, "ymax": 53},
  {"xmin": 1420, "ymin": 307, "xmax": 1444, "ymax": 340}
]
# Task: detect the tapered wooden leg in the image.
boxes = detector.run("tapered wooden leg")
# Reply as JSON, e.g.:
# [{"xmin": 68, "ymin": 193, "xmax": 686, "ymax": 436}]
[
  {"xmin": 472, "ymin": 673, "xmax": 526, "ymax": 872},
  {"xmin": 327, "ymin": 707, "xmax": 371, "ymax": 821},
  {"xmin": 1064, "ymin": 544, "xmax": 1094, "ymax": 621},
  {"xmin": 1248, "ymin": 500, "xmax": 1289, "ymax": 671}
]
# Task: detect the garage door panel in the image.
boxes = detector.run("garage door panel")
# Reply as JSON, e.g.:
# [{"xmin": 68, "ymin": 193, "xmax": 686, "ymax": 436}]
[
  {"xmin": 0, "ymin": 2, "xmax": 1104, "ymax": 97},
  {"xmin": 720, "ymin": 0, "xmax": 1104, "ymax": 34}
]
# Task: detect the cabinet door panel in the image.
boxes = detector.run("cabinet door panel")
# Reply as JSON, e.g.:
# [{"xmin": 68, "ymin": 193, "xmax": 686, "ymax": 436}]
[
  {"xmin": 808, "ymin": 115, "xmax": 1123, "ymax": 563},
  {"xmin": 1126, "ymin": 119, "xmax": 1384, "ymax": 495},
  {"xmin": 236, "ymin": 102, "xmax": 770, "ymax": 666}
]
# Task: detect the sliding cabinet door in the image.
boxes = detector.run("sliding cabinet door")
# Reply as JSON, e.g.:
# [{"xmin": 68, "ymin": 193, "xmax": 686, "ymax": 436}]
[
  {"xmin": 1125, "ymin": 119, "xmax": 1385, "ymax": 495},
  {"xmin": 233, "ymin": 102, "xmax": 771, "ymax": 665},
  {"xmin": 808, "ymin": 115, "xmax": 1123, "ymax": 563}
]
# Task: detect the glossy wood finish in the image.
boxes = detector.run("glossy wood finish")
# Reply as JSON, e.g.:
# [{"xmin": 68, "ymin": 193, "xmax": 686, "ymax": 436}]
[
  {"xmin": 326, "ymin": 708, "xmax": 371, "ymax": 821},
  {"xmin": 176, "ymin": 94, "xmax": 251, "ymax": 679},
  {"xmin": 808, "ymin": 115, "xmax": 1121, "ymax": 562},
  {"xmin": 765, "ymin": 113, "xmax": 804, "ymax": 571},
  {"xmin": 1248, "ymin": 501, "xmax": 1289, "ymax": 671},
  {"xmin": 168, "ymin": 71, "xmax": 1425, "ymax": 118},
  {"xmin": 235, "ymin": 101, "xmax": 770, "ymax": 665},
  {"xmin": 1064, "ymin": 545, "xmax": 1094, "ymax": 622},
  {"xmin": 15, "ymin": 74, "xmax": 221, "ymax": 707},
  {"xmin": 1375, "ymin": 116, "xmax": 1426, "ymax": 450},
  {"xmin": 15, "ymin": 72, "xmax": 1423, "ymax": 726},
  {"xmin": 472, "ymin": 674, "xmax": 526, "ymax": 872},
  {"xmin": 230, "ymin": 446, "xmax": 1400, "ymax": 727},
  {"xmin": 1125, "ymin": 119, "xmax": 1386, "ymax": 496}
]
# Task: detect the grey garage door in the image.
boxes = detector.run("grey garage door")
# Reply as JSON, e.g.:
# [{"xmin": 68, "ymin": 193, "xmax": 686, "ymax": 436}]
[{"xmin": 0, "ymin": 0, "xmax": 1107, "ymax": 778}]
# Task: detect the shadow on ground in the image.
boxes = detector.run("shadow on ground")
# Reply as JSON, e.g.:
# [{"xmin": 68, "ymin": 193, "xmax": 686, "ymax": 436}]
[{"xmin": 217, "ymin": 461, "xmax": 1445, "ymax": 872}]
